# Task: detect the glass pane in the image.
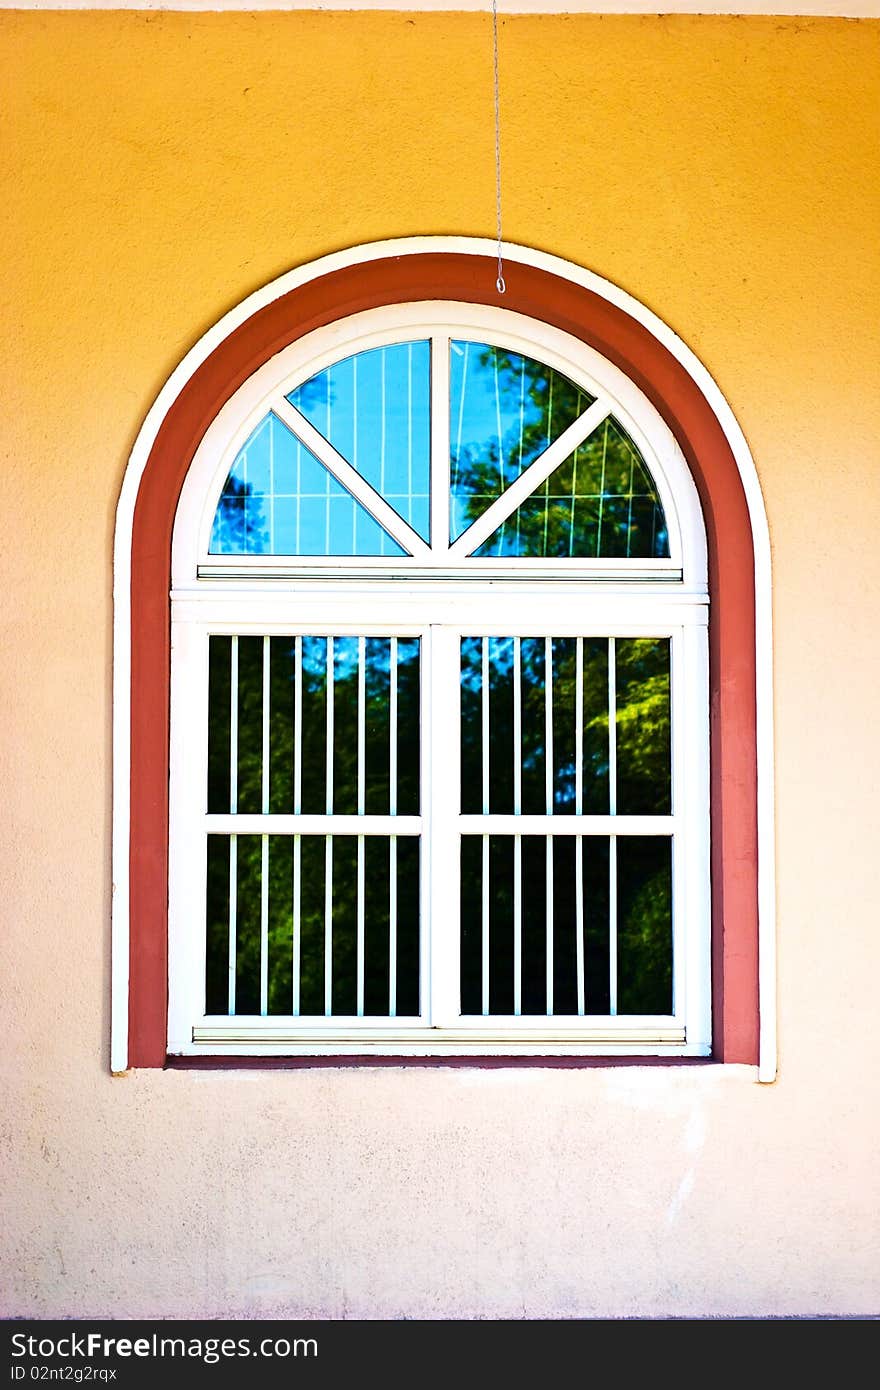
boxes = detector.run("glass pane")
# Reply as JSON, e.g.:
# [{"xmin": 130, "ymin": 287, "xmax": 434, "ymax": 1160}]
[
  {"xmin": 207, "ymin": 634, "xmax": 421, "ymax": 818},
  {"xmin": 472, "ymin": 417, "xmax": 669, "ymax": 559},
  {"xmin": 205, "ymin": 832, "xmax": 422, "ymax": 1019},
  {"xmin": 617, "ymin": 837, "xmax": 672, "ymax": 1014},
  {"xmin": 615, "ymin": 639, "xmax": 671, "ymax": 815},
  {"xmin": 450, "ymin": 341, "xmax": 595, "ymax": 543},
  {"xmin": 287, "ymin": 342, "xmax": 431, "ymax": 543},
  {"xmin": 209, "ymin": 412, "xmax": 407, "ymax": 557},
  {"xmin": 459, "ymin": 635, "xmax": 609, "ymax": 816},
  {"xmin": 460, "ymin": 835, "xmax": 613, "ymax": 1016}
]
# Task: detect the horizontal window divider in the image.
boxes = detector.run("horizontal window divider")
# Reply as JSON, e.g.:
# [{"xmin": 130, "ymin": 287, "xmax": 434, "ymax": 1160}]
[
  {"xmin": 204, "ymin": 814, "xmax": 422, "ymax": 835},
  {"xmin": 458, "ymin": 814, "xmax": 675, "ymax": 836},
  {"xmin": 192, "ymin": 1022, "xmax": 688, "ymax": 1046},
  {"xmin": 194, "ymin": 563, "xmax": 687, "ymax": 583}
]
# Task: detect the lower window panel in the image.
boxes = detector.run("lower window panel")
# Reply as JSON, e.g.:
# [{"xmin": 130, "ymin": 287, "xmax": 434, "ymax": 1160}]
[{"xmin": 206, "ymin": 833, "xmax": 421, "ymax": 1017}]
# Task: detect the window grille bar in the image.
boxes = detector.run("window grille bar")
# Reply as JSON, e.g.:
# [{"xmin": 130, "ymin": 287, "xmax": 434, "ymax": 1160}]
[
  {"xmin": 324, "ymin": 369, "xmax": 332, "ymax": 553},
  {"xmin": 230, "ymin": 636, "xmax": 239, "ymax": 815},
  {"xmin": 513, "ymin": 635, "xmax": 522, "ymax": 1017},
  {"xmin": 514, "ymin": 834, "xmax": 522, "ymax": 1016},
  {"xmin": 389, "ymin": 836, "xmax": 398, "ymax": 1017},
  {"xmin": 513, "ymin": 636, "xmax": 522, "ymax": 815},
  {"xmin": 262, "ymin": 637, "xmax": 270, "ymax": 815},
  {"xmin": 292, "ymin": 834, "xmax": 301, "ymax": 1016},
  {"xmin": 390, "ymin": 637, "xmax": 398, "ymax": 815},
  {"xmin": 453, "ymin": 341, "xmax": 469, "ymax": 500},
  {"xmin": 352, "ymin": 355, "xmax": 359, "ymax": 554},
  {"xmin": 609, "ymin": 638, "xmax": 617, "ymax": 816},
  {"xmin": 608, "ymin": 638, "xmax": 618, "ymax": 1014},
  {"xmin": 227, "ymin": 635, "xmax": 239, "ymax": 1015},
  {"xmin": 389, "ymin": 637, "xmax": 398, "ymax": 1017},
  {"xmin": 324, "ymin": 835, "xmax": 333, "ymax": 1017},
  {"xmin": 357, "ymin": 636, "xmax": 366, "ymax": 816},
  {"xmin": 482, "ymin": 834, "xmax": 490, "ymax": 1016},
  {"xmin": 575, "ymin": 835, "xmax": 585, "ymax": 1015},
  {"xmin": 407, "ymin": 343, "xmax": 415, "ymax": 527},
  {"xmin": 481, "ymin": 636, "xmax": 490, "ymax": 1017},
  {"xmin": 610, "ymin": 834, "xmax": 618, "ymax": 1016},
  {"xmin": 481, "ymin": 637, "xmax": 490, "ymax": 815},
  {"xmin": 357, "ymin": 834, "xmax": 365, "ymax": 1017},
  {"xmin": 545, "ymin": 636, "xmax": 553, "ymax": 815},
  {"xmin": 356, "ymin": 636, "xmax": 366, "ymax": 1016},
  {"xmin": 575, "ymin": 638, "xmax": 583, "ymax": 816},
  {"xmin": 227, "ymin": 834, "xmax": 237, "ymax": 1015},
  {"xmin": 260, "ymin": 833, "xmax": 269, "ymax": 1016},
  {"xmin": 268, "ymin": 410, "xmax": 275, "ymax": 554},
  {"xmin": 545, "ymin": 836, "xmax": 554, "ymax": 1015},
  {"xmin": 596, "ymin": 419, "xmax": 609, "ymax": 556}
]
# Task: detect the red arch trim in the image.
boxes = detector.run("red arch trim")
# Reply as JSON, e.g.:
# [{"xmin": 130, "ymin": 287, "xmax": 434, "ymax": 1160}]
[{"xmin": 128, "ymin": 253, "xmax": 758, "ymax": 1066}]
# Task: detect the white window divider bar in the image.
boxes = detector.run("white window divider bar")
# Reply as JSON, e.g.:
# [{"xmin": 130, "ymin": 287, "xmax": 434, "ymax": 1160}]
[
  {"xmin": 545, "ymin": 636, "xmax": 554, "ymax": 1015},
  {"xmin": 260, "ymin": 833, "xmax": 269, "ymax": 1017},
  {"xmin": 609, "ymin": 637, "xmax": 618, "ymax": 1016}
]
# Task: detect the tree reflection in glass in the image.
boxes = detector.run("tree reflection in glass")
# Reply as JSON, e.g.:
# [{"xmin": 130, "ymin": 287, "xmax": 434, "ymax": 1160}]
[
  {"xmin": 473, "ymin": 417, "xmax": 669, "ymax": 560},
  {"xmin": 450, "ymin": 342, "xmax": 595, "ymax": 543}
]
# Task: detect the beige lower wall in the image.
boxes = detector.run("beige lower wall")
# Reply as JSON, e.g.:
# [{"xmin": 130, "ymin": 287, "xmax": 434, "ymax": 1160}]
[{"xmin": 2, "ymin": 12, "xmax": 879, "ymax": 1317}]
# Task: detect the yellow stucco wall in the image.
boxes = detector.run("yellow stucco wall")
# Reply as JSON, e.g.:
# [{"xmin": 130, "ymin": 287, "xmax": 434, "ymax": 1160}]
[{"xmin": 2, "ymin": 12, "xmax": 879, "ymax": 1318}]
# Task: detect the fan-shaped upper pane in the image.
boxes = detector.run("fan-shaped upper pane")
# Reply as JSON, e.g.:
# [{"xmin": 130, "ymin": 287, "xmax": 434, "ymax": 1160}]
[
  {"xmin": 286, "ymin": 341, "xmax": 431, "ymax": 543},
  {"xmin": 450, "ymin": 341, "xmax": 596, "ymax": 543},
  {"xmin": 472, "ymin": 417, "xmax": 669, "ymax": 559},
  {"xmin": 209, "ymin": 413, "xmax": 406, "ymax": 557}
]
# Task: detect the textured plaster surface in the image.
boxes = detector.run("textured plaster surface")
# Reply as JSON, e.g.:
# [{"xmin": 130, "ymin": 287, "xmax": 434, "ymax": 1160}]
[{"xmin": 1, "ymin": 12, "xmax": 879, "ymax": 1318}]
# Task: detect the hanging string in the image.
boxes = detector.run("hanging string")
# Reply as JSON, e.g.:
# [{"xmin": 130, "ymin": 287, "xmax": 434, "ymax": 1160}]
[{"xmin": 492, "ymin": 0, "xmax": 506, "ymax": 294}]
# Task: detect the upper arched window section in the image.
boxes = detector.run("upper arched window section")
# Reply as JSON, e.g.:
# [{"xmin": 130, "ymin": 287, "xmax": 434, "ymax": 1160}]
[{"xmin": 173, "ymin": 305, "xmax": 705, "ymax": 588}]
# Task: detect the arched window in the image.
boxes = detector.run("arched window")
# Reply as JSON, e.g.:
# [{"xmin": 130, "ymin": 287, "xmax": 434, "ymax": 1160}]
[{"xmin": 113, "ymin": 242, "xmax": 773, "ymax": 1073}]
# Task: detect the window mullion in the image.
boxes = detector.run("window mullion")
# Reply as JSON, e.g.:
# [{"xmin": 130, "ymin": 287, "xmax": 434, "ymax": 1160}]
[
  {"xmin": 430, "ymin": 333, "xmax": 451, "ymax": 556},
  {"xmin": 427, "ymin": 625, "xmax": 461, "ymax": 1026}
]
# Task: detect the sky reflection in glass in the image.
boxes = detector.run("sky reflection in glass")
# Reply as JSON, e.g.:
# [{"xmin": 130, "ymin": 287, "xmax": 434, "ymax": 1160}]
[{"xmin": 287, "ymin": 341, "xmax": 431, "ymax": 542}]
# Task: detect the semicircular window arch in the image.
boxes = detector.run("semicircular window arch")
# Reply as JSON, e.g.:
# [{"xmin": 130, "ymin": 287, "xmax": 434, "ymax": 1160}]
[{"xmin": 195, "ymin": 311, "xmax": 693, "ymax": 576}]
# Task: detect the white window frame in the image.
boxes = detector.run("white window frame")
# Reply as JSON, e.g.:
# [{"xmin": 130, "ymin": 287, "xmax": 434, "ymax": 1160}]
[{"xmin": 167, "ymin": 302, "xmax": 710, "ymax": 1057}]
